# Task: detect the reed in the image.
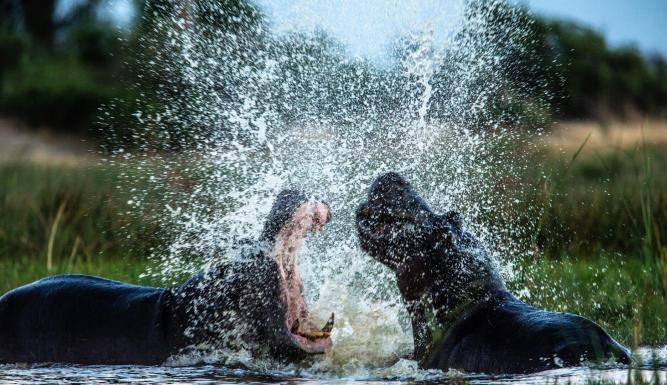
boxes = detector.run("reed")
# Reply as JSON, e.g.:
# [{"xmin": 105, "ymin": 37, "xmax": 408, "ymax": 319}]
[
  {"xmin": 46, "ymin": 200, "xmax": 66, "ymax": 271},
  {"xmin": 0, "ymin": 161, "xmax": 162, "ymax": 265},
  {"xmin": 637, "ymin": 136, "xmax": 667, "ymax": 298},
  {"xmin": 522, "ymin": 145, "xmax": 667, "ymax": 259}
]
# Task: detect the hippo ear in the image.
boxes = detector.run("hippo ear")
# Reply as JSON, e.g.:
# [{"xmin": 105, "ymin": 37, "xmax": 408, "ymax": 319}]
[
  {"xmin": 432, "ymin": 214, "xmax": 459, "ymax": 248},
  {"xmin": 443, "ymin": 210, "xmax": 464, "ymax": 234},
  {"xmin": 434, "ymin": 226, "xmax": 454, "ymax": 248}
]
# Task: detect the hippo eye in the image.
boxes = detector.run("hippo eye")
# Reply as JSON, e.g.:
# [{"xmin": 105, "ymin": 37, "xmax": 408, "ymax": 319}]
[{"xmin": 375, "ymin": 223, "xmax": 390, "ymax": 235}]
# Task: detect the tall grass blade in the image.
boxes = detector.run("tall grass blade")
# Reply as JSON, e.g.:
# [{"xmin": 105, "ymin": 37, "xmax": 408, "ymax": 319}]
[
  {"xmin": 564, "ymin": 130, "xmax": 592, "ymax": 173},
  {"xmin": 46, "ymin": 201, "xmax": 67, "ymax": 272},
  {"xmin": 67, "ymin": 236, "xmax": 82, "ymax": 272}
]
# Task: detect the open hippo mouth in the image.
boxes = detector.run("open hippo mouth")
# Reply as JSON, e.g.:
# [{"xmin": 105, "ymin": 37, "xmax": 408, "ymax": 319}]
[{"xmin": 265, "ymin": 193, "xmax": 334, "ymax": 354}]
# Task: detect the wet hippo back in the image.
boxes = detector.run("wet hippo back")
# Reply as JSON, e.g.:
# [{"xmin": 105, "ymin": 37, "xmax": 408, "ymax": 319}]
[
  {"xmin": 0, "ymin": 275, "xmax": 179, "ymax": 365},
  {"xmin": 425, "ymin": 292, "xmax": 630, "ymax": 373}
]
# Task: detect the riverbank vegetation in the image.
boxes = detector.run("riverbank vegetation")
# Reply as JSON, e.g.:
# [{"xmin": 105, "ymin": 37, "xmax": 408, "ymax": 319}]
[{"xmin": 1, "ymin": 124, "xmax": 666, "ymax": 345}]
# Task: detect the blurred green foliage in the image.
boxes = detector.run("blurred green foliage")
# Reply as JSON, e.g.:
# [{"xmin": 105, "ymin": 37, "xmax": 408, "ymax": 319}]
[
  {"xmin": 0, "ymin": 0, "xmax": 666, "ymax": 139},
  {"xmin": 0, "ymin": 0, "xmax": 261, "ymax": 141},
  {"xmin": 528, "ymin": 17, "xmax": 667, "ymax": 119},
  {"xmin": 526, "ymin": 146, "xmax": 667, "ymax": 257},
  {"xmin": 0, "ymin": 161, "xmax": 162, "ymax": 261},
  {"xmin": 0, "ymin": 0, "xmax": 125, "ymax": 135}
]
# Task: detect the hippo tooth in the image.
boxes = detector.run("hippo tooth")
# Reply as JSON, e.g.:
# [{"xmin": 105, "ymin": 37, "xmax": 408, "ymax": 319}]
[
  {"xmin": 299, "ymin": 330, "xmax": 331, "ymax": 340},
  {"xmin": 321, "ymin": 313, "xmax": 334, "ymax": 333},
  {"xmin": 290, "ymin": 318, "xmax": 300, "ymax": 334}
]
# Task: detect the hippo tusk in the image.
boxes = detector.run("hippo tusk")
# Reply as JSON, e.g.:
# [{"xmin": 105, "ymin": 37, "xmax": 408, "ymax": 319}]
[
  {"xmin": 298, "ymin": 330, "xmax": 331, "ymax": 340},
  {"xmin": 291, "ymin": 313, "xmax": 334, "ymax": 340},
  {"xmin": 321, "ymin": 312, "xmax": 334, "ymax": 333},
  {"xmin": 291, "ymin": 318, "xmax": 300, "ymax": 334}
]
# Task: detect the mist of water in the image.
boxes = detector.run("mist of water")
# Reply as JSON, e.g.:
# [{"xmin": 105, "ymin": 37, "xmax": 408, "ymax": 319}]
[{"xmin": 110, "ymin": 0, "xmax": 544, "ymax": 377}]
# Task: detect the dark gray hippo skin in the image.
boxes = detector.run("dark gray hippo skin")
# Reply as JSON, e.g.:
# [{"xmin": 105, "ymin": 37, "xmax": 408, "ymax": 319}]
[
  {"xmin": 355, "ymin": 172, "xmax": 631, "ymax": 374},
  {"xmin": 0, "ymin": 190, "xmax": 333, "ymax": 365}
]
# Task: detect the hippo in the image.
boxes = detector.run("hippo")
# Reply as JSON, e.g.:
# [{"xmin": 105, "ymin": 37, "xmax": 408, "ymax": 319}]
[
  {"xmin": 0, "ymin": 189, "xmax": 334, "ymax": 365},
  {"xmin": 355, "ymin": 172, "xmax": 631, "ymax": 374}
]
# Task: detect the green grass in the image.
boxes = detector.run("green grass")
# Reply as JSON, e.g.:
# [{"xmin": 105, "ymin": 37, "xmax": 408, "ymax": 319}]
[
  {"xmin": 508, "ymin": 142, "xmax": 667, "ymax": 345},
  {"xmin": 0, "ymin": 256, "xmax": 159, "ymax": 294},
  {"xmin": 510, "ymin": 254, "xmax": 667, "ymax": 346},
  {"xmin": 0, "ymin": 160, "xmax": 170, "ymax": 295},
  {"xmin": 0, "ymin": 161, "xmax": 162, "ymax": 272},
  {"xmin": 519, "ymin": 145, "xmax": 667, "ymax": 258}
]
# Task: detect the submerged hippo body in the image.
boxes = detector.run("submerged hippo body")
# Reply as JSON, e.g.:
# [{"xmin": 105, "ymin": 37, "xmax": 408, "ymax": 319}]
[
  {"xmin": 0, "ymin": 190, "xmax": 333, "ymax": 365},
  {"xmin": 356, "ymin": 172, "xmax": 630, "ymax": 374},
  {"xmin": 0, "ymin": 275, "xmax": 177, "ymax": 365}
]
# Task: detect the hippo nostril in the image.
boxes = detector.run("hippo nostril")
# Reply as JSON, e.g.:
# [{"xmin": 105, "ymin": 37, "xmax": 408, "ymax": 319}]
[{"xmin": 360, "ymin": 206, "xmax": 372, "ymax": 218}]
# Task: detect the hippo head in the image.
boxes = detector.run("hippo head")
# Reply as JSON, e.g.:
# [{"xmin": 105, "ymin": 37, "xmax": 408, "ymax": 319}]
[
  {"xmin": 260, "ymin": 189, "xmax": 335, "ymax": 354},
  {"xmin": 180, "ymin": 189, "xmax": 335, "ymax": 360},
  {"xmin": 210, "ymin": 189, "xmax": 334, "ymax": 359},
  {"xmin": 354, "ymin": 172, "xmax": 496, "ymax": 306},
  {"xmin": 355, "ymin": 172, "xmax": 463, "ymax": 270}
]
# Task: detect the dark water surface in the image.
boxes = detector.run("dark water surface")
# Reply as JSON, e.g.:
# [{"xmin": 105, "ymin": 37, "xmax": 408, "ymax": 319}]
[
  {"xmin": 0, "ymin": 366, "xmax": 664, "ymax": 385},
  {"xmin": 2, "ymin": 349, "xmax": 666, "ymax": 385}
]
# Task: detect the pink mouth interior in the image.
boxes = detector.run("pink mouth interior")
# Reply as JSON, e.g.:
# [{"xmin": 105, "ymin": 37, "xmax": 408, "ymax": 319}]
[{"xmin": 271, "ymin": 201, "xmax": 332, "ymax": 353}]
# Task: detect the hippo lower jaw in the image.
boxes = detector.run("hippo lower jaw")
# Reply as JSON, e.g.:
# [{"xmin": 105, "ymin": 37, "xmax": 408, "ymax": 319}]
[{"xmin": 271, "ymin": 200, "xmax": 333, "ymax": 354}]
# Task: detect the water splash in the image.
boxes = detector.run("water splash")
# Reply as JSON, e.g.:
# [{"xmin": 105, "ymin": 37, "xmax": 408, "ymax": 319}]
[{"xmin": 109, "ymin": 0, "xmax": 544, "ymax": 375}]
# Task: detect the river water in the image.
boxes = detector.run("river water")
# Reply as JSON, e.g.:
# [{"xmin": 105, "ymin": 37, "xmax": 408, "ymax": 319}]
[{"xmin": 2, "ymin": 348, "xmax": 666, "ymax": 385}]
